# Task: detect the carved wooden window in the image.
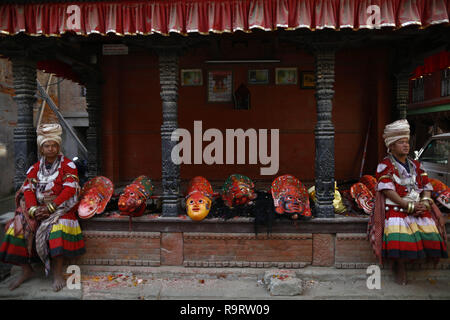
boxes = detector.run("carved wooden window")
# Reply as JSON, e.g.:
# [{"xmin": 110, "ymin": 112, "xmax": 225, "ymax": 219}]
[
  {"xmin": 411, "ymin": 77, "xmax": 424, "ymax": 103},
  {"xmin": 441, "ymin": 68, "xmax": 450, "ymax": 97}
]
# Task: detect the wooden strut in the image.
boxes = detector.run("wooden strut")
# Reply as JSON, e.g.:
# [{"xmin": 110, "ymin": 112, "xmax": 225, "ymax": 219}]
[
  {"xmin": 36, "ymin": 79, "xmax": 88, "ymax": 159},
  {"xmin": 359, "ymin": 118, "xmax": 371, "ymax": 178}
]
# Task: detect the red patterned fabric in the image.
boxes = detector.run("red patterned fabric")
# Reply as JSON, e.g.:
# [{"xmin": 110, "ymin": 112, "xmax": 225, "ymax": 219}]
[
  {"xmin": 368, "ymin": 191, "xmax": 385, "ymax": 265},
  {"xmin": 0, "ymin": 0, "xmax": 448, "ymax": 37}
]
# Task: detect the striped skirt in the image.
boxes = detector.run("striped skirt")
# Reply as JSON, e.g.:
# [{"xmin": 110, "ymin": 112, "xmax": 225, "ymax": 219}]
[
  {"xmin": 0, "ymin": 211, "xmax": 85, "ymax": 266},
  {"xmin": 382, "ymin": 206, "xmax": 448, "ymax": 260}
]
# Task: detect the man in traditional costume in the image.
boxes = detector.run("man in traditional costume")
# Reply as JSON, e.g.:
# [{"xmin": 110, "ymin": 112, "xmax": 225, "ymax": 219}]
[
  {"xmin": 369, "ymin": 119, "xmax": 447, "ymax": 285},
  {"xmin": 0, "ymin": 123, "xmax": 86, "ymax": 291}
]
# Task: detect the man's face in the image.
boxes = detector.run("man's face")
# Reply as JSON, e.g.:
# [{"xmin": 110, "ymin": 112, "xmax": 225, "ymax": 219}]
[
  {"xmin": 41, "ymin": 141, "xmax": 59, "ymax": 159},
  {"xmin": 390, "ymin": 137, "xmax": 410, "ymax": 157}
]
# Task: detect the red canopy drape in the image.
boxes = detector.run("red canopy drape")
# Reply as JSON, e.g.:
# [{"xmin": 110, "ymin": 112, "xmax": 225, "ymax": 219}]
[
  {"xmin": 411, "ymin": 51, "xmax": 450, "ymax": 79},
  {"xmin": 0, "ymin": 0, "xmax": 449, "ymax": 36}
]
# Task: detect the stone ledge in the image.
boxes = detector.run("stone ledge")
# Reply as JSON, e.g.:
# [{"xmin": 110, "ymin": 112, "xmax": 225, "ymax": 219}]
[
  {"xmin": 335, "ymin": 262, "xmax": 450, "ymax": 270},
  {"xmin": 80, "ymin": 216, "xmax": 374, "ymax": 234},
  {"xmin": 183, "ymin": 260, "xmax": 310, "ymax": 269},
  {"xmin": 335, "ymin": 263, "xmax": 382, "ymax": 269},
  {"xmin": 336, "ymin": 233, "xmax": 368, "ymax": 241},
  {"xmin": 75, "ymin": 258, "xmax": 160, "ymax": 267}
]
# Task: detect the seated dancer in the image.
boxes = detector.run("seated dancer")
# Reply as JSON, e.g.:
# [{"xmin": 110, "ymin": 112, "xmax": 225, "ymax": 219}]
[
  {"xmin": 0, "ymin": 124, "xmax": 86, "ymax": 291},
  {"xmin": 369, "ymin": 119, "xmax": 447, "ymax": 285}
]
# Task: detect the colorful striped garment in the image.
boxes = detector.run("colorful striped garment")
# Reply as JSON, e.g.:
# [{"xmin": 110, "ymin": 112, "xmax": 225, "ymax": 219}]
[
  {"xmin": 382, "ymin": 209, "xmax": 447, "ymax": 260},
  {"xmin": 376, "ymin": 156, "xmax": 448, "ymax": 262},
  {"xmin": 0, "ymin": 211, "xmax": 85, "ymax": 265},
  {"xmin": 0, "ymin": 155, "xmax": 86, "ymax": 269}
]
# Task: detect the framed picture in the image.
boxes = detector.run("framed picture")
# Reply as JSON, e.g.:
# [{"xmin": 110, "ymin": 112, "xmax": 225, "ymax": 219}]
[
  {"xmin": 208, "ymin": 70, "xmax": 233, "ymax": 103},
  {"xmin": 300, "ymin": 71, "xmax": 315, "ymax": 89},
  {"xmin": 248, "ymin": 69, "xmax": 269, "ymax": 85},
  {"xmin": 275, "ymin": 67, "xmax": 298, "ymax": 85},
  {"xmin": 181, "ymin": 69, "xmax": 203, "ymax": 86}
]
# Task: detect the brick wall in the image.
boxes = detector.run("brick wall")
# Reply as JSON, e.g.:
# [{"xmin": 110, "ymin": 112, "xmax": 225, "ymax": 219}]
[
  {"xmin": 183, "ymin": 233, "xmax": 312, "ymax": 268},
  {"xmin": 73, "ymin": 231, "xmax": 161, "ymax": 266},
  {"xmin": 69, "ymin": 230, "xmax": 450, "ymax": 270}
]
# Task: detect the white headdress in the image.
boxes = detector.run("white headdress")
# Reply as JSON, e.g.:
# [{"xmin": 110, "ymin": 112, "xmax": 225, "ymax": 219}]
[
  {"xmin": 382, "ymin": 119, "xmax": 410, "ymax": 148},
  {"xmin": 36, "ymin": 123, "xmax": 62, "ymax": 148}
]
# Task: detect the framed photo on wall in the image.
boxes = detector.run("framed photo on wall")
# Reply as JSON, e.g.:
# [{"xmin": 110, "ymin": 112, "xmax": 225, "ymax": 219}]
[
  {"xmin": 275, "ymin": 67, "xmax": 298, "ymax": 85},
  {"xmin": 248, "ymin": 69, "xmax": 269, "ymax": 85},
  {"xmin": 181, "ymin": 69, "xmax": 203, "ymax": 86},
  {"xmin": 208, "ymin": 70, "xmax": 233, "ymax": 103},
  {"xmin": 300, "ymin": 71, "xmax": 315, "ymax": 89}
]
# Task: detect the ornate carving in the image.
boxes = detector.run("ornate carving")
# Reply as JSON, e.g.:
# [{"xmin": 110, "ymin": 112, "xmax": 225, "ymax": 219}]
[
  {"xmin": 159, "ymin": 50, "xmax": 181, "ymax": 217},
  {"xmin": 12, "ymin": 57, "xmax": 37, "ymax": 191},
  {"xmin": 84, "ymin": 78, "xmax": 102, "ymax": 179},
  {"xmin": 82, "ymin": 231, "xmax": 161, "ymax": 239},
  {"xmin": 394, "ymin": 72, "xmax": 410, "ymax": 120},
  {"xmin": 312, "ymin": 234, "xmax": 334, "ymax": 266},
  {"xmin": 184, "ymin": 260, "xmax": 309, "ymax": 269},
  {"xmin": 183, "ymin": 232, "xmax": 312, "ymax": 240},
  {"xmin": 313, "ymin": 45, "xmax": 336, "ymax": 218},
  {"xmin": 75, "ymin": 258, "xmax": 160, "ymax": 266}
]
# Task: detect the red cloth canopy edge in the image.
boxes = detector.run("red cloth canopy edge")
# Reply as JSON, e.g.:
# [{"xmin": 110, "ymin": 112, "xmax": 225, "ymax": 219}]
[
  {"xmin": 411, "ymin": 51, "xmax": 450, "ymax": 79},
  {"xmin": 0, "ymin": 0, "xmax": 449, "ymax": 37}
]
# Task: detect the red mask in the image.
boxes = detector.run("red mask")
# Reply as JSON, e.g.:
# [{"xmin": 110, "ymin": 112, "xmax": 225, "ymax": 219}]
[
  {"xmin": 78, "ymin": 176, "xmax": 113, "ymax": 220},
  {"xmin": 118, "ymin": 175, "xmax": 153, "ymax": 217},
  {"xmin": 222, "ymin": 174, "xmax": 256, "ymax": 208},
  {"xmin": 271, "ymin": 175, "xmax": 311, "ymax": 219},
  {"xmin": 350, "ymin": 182, "xmax": 375, "ymax": 214}
]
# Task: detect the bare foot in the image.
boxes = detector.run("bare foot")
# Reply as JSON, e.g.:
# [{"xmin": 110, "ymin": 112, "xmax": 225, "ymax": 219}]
[
  {"xmin": 52, "ymin": 274, "xmax": 66, "ymax": 292},
  {"xmin": 9, "ymin": 265, "xmax": 34, "ymax": 291},
  {"xmin": 394, "ymin": 263, "xmax": 407, "ymax": 285}
]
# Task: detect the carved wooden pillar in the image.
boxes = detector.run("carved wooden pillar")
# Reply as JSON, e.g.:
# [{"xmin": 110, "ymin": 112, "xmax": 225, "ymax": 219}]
[
  {"xmin": 12, "ymin": 57, "xmax": 37, "ymax": 191},
  {"xmin": 394, "ymin": 72, "xmax": 410, "ymax": 120},
  {"xmin": 313, "ymin": 45, "xmax": 336, "ymax": 218},
  {"xmin": 85, "ymin": 78, "xmax": 102, "ymax": 179},
  {"xmin": 158, "ymin": 50, "xmax": 180, "ymax": 217}
]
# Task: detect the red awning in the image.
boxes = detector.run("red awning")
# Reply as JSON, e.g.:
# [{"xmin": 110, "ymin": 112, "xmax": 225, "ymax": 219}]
[
  {"xmin": 411, "ymin": 51, "xmax": 450, "ymax": 79},
  {"xmin": 0, "ymin": 0, "xmax": 449, "ymax": 36}
]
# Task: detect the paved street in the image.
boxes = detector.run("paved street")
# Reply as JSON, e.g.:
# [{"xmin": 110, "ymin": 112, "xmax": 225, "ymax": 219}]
[{"xmin": 0, "ymin": 264, "xmax": 449, "ymax": 300}]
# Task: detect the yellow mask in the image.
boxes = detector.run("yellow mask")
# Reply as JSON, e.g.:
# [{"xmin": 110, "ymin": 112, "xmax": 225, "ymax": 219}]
[{"xmin": 186, "ymin": 192, "xmax": 212, "ymax": 221}]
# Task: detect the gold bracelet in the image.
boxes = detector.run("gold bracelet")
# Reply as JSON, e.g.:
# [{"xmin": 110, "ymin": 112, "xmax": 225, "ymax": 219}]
[
  {"xmin": 407, "ymin": 202, "xmax": 415, "ymax": 215},
  {"xmin": 47, "ymin": 202, "xmax": 56, "ymax": 214},
  {"xmin": 421, "ymin": 196, "xmax": 434, "ymax": 204},
  {"xmin": 28, "ymin": 206, "xmax": 37, "ymax": 218},
  {"xmin": 421, "ymin": 201, "xmax": 431, "ymax": 211}
]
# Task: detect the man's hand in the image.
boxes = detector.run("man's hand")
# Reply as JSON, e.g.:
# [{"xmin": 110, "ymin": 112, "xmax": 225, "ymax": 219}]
[
  {"xmin": 412, "ymin": 202, "xmax": 427, "ymax": 217},
  {"xmin": 34, "ymin": 206, "xmax": 50, "ymax": 221}
]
